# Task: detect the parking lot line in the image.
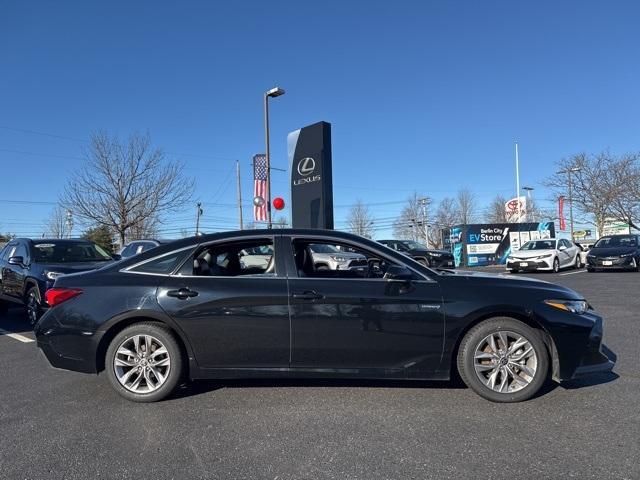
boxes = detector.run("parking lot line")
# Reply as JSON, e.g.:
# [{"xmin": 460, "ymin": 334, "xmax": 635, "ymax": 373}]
[
  {"xmin": 0, "ymin": 328, "xmax": 35, "ymax": 343},
  {"xmin": 559, "ymin": 270, "xmax": 587, "ymax": 276}
]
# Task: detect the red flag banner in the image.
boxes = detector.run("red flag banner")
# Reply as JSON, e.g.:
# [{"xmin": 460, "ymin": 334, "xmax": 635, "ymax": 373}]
[{"xmin": 558, "ymin": 196, "xmax": 566, "ymax": 231}]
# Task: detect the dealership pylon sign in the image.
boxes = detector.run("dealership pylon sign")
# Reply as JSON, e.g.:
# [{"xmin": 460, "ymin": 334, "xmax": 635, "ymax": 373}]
[{"xmin": 505, "ymin": 196, "xmax": 527, "ymax": 223}]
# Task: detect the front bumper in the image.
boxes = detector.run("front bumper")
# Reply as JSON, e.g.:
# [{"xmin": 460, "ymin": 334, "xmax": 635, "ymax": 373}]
[
  {"xmin": 506, "ymin": 258, "xmax": 553, "ymax": 271},
  {"xmin": 587, "ymin": 256, "xmax": 637, "ymax": 270},
  {"xmin": 569, "ymin": 316, "xmax": 615, "ymax": 379}
]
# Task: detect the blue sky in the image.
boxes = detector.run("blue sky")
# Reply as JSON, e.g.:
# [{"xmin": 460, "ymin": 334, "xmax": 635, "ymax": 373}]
[{"xmin": 1, "ymin": 1, "xmax": 639, "ymax": 238}]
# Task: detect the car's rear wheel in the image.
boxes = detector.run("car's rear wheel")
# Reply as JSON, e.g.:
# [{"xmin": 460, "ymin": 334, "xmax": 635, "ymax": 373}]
[
  {"xmin": 457, "ymin": 317, "xmax": 549, "ymax": 402},
  {"xmin": 25, "ymin": 286, "xmax": 42, "ymax": 325},
  {"xmin": 105, "ymin": 323, "xmax": 183, "ymax": 402}
]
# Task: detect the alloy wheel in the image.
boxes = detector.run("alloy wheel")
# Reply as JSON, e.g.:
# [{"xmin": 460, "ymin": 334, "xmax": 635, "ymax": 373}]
[
  {"xmin": 113, "ymin": 334, "xmax": 171, "ymax": 394},
  {"xmin": 473, "ymin": 330, "xmax": 538, "ymax": 394},
  {"xmin": 26, "ymin": 291, "xmax": 40, "ymax": 325}
]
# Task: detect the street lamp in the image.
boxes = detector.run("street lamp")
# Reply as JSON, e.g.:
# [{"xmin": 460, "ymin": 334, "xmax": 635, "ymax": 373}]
[
  {"xmin": 264, "ymin": 86, "xmax": 285, "ymax": 229},
  {"xmin": 418, "ymin": 197, "xmax": 431, "ymax": 248},
  {"xmin": 557, "ymin": 167, "xmax": 581, "ymax": 239}
]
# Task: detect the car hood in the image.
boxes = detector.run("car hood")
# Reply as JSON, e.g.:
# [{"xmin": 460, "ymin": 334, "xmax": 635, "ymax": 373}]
[
  {"xmin": 439, "ymin": 268, "xmax": 582, "ymax": 299},
  {"xmin": 509, "ymin": 249, "xmax": 555, "ymax": 259},
  {"xmin": 41, "ymin": 261, "xmax": 114, "ymax": 275},
  {"xmin": 588, "ymin": 247, "xmax": 637, "ymax": 257}
]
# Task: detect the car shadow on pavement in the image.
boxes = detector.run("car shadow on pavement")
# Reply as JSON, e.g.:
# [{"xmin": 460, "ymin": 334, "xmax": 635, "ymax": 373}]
[{"xmin": 170, "ymin": 378, "xmax": 466, "ymax": 400}]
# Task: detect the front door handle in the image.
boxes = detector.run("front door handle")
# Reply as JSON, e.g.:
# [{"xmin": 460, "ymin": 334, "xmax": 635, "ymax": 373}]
[
  {"xmin": 167, "ymin": 288, "xmax": 199, "ymax": 300},
  {"xmin": 292, "ymin": 290, "xmax": 324, "ymax": 300}
]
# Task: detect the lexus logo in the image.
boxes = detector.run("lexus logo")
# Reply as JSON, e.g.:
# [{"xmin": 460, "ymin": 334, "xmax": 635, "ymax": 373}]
[{"xmin": 297, "ymin": 157, "xmax": 316, "ymax": 176}]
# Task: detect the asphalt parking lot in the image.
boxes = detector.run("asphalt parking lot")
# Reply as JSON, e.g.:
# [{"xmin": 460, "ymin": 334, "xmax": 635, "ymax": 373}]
[{"xmin": 0, "ymin": 269, "xmax": 638, "ymax": 480}]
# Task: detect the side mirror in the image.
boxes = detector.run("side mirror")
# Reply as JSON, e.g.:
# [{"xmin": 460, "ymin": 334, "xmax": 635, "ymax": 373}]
[
  {"xmin": 559, "ymin": 245, "xmax": 567, "ymax": 251},
  {"xmin": 8, "ymin": 256, "xmax": 24, "ymax": 266},
  {"xmin": 111, "ymin": 253, "xmax": 122, "ymax": 261},
  {"xmin": 384, "ymin": 265, "xmax": 413, "ymax": 281}
]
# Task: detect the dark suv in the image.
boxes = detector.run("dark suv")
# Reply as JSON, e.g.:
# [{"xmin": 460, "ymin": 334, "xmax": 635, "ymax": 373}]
[
  {"xmin": 0, "ymin": 238, "xmax": 114, "ymax": 323},
  {"xmin": 378, "ymin": 239, "xmax": 455, "ymax": 268}
]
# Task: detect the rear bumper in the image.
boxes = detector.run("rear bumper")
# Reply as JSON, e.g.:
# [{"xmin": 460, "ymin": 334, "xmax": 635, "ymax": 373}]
[{"xmin": 37, "ymin": 338, "xmax": 96, "ymax": 374}]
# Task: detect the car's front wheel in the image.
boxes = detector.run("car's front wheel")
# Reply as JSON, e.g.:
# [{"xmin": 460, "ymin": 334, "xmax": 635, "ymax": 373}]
[
  {"xmin": 552, "ymin": 257, "xmax": 560, "ymax": 273},
  {"xmin": 457, "ymin": 317, "xmax": 549, "ymax": 402},
  {"xmin": 105, "ymin": 322, "xmax": 183, "ymax": 402}
]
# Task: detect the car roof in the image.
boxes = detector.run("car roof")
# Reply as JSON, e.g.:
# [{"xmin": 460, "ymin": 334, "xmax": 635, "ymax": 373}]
[{"xmin": 20, "ymin": 238, "xmax": 93, "ymax": 244}]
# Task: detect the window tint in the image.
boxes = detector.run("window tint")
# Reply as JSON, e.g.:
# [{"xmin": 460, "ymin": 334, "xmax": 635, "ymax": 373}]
[
  {"xmin": 14, "ymin": 243, "xmax": 28, "ymax": 261},
  {"xmin": 1, "ymin": 243, "xmax": 16, "ymax": 261},
  {"xmin": 140, "ymin": 242, "xmax": 157, "ymax": 253},
  {"xmin": 186, "ymin": 239, "xmax": 276, "ymax": 277},
  {"xmin": 292, "ymin": 239, "xmax": 407, "ymax": 280},
  {"xmin": 129, "ymin": 250, "xmax": 188, "ymax": 274}
]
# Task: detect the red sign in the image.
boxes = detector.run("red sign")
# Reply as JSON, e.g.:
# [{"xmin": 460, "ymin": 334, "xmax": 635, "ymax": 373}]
[{"xmin": 558, "ymin": 196, "xmax": 566, "ymax": 231}]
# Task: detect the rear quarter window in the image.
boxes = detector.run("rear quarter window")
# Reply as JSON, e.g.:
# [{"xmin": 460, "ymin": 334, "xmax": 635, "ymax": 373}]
[{"xmin": 127, "ymin": 250, "xmax": 190, "ymax": 275}]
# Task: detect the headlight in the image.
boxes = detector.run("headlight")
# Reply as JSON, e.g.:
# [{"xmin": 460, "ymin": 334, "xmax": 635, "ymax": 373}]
[
  {"xmin": 544, "ymin": 299, "xmax": 589, "ymax": 314},
  {"xmin": 45, "ymin": 271, "xmax": 64, "ymax": 281},
  {"xmin": 330, "ymin": 256, "xmax": 348, "ymax": 263},
  {"xmin": 536, "ymin": 254, "xmax": 552, "ymax": 259},
  {"xmin": 428, "ymin": 252, "xmax": 442, "ymax": 257},
  {"xmin": 620, "ymin": 253, "xmax": 634, "ymax": 258}
]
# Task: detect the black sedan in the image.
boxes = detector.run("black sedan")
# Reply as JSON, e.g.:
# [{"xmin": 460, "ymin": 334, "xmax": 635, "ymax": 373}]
[
  {"xmin": 35, "ymin": 229, "xmax": 614, "ymax": 403},
  {"xmin": 586, "ymin": 234, "xmax": 640, "ymax": 272}
]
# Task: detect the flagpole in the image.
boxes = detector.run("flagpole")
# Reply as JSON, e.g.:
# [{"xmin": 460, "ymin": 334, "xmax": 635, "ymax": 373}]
[{"xmin": 515, "ymin": 142, "xmax": 521, "ymax": 223}]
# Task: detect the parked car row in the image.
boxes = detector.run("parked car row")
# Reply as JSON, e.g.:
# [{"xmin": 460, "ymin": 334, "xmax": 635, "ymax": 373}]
[{"xmin": 506, "ymin": 234, "xmax": 640, "ymax": 273}]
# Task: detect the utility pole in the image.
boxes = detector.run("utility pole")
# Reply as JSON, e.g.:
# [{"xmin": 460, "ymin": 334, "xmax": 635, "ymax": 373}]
[
  {"xmin": 195, "ymin": 202, "xmax": 202, "ymax": 236},
  {"xmin": 418, "ymin": 197, "xmax": 431, "ymax": 248},
  {"xmin": 65, "ymin": 210, "xmax": 73, "ymax": 239},
  {"xmin": 236, "ymin": 160, "xmax": 243, "ymax": 230},
  {"xmin": 557, "ymin": 167, "xmax": 581, "ymax": 240}
]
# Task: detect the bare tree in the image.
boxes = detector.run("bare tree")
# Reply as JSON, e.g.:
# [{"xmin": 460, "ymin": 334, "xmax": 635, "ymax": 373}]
[
  {"xmin": 545, "ymin": 152, "xmax": 616, "ymax": 237},
  {"xmin": 456, "ymin": 187, "xmax": 477, "ymax": 224},
  {"xmin": 46, "ymin": 205, "xmax": 71, "ymax": 238},
  {"xmin": 274, "ymin": 216, "xmax": 288, "ymax": 229},
  {"xmin": 392, "ymin": 193, "xmax": 429, "ymax": 243},
  {"xmin": 347, "ymin": 200, "xmax": 375, "ymax": 238},
  {"xmin": 430, "ymin": 197, "xmax": 460, "ymax": 247},
  {"xmin": 485, "ymin": 194, "xmax": 509, "ymax": 223},
  {"xmin": 61, "ymin": 132, "xmax": 193, "ymax": 246},
  {"xmin": 606, "ymin": 153, "xmax": 640, "ymax": 230}
]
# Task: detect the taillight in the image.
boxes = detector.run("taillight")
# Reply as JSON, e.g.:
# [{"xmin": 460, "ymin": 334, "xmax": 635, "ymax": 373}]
[{"xmin": 45, "ymin": 288, "xmax": 83, "ymax": 307}]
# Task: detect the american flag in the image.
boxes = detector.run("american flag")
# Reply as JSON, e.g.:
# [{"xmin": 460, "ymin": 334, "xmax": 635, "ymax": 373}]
[{"xmin": 253, "ymin": 154, "xmax": 268, "ymax": 222}]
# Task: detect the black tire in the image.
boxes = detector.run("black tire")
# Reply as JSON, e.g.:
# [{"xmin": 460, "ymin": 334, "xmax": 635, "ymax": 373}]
[
  {"xmin": 457, "ymin": 317, "xmax": 549, "ymax": 403},
  {"xmin": 25, "ymin": 286, "xmax": 43, "ymax": 325},
  {"xmin": 105, "ymin": 322, "xmax": 184, "ymax": 402},
  {"xmin": 574, "ymin": 255, "xmax": 581, "ymax": 269},
  {"xmin": 552, "ymin": 257, "xmax": 560, "ymax": 273},
  {"xmin": 0, "ymin": 300, "xmax": 9, "ymax": 315},
  {"xmin": 587, "ymin": 267, "xmax": 595, "ymax": 272},
  {"xmin": 508, "ymin": 269, "xmax": 518, "ymax": 274}
]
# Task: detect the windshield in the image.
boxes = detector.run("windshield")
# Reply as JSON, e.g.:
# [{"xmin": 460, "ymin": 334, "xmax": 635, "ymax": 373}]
[
  {"xmin": 33, "ymin": 241, "xmax": 112, "ymax": 263},
  {"xmin": 402, "ymin": 241, "xmax": 428, "ymax": 250},
  {"xmin": 594, "ymin": 236, "xmax": 637, "ymax": 248},
  {"xmin": 309, "ymin": 244, "xmax": 340, "ymax": 254},
  {"xmin": 520, "ymin": 240, "xmax": 556, "ymax": 250}
]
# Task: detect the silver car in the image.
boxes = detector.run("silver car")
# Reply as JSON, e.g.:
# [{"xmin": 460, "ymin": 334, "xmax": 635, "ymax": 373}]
[
  {"xmin": 308, "ymin": 244, "xmax": 368, "ymax": 272},
  {"xmin": 506, "ymin": 238, "xmax": 581, "ymax": 273}
]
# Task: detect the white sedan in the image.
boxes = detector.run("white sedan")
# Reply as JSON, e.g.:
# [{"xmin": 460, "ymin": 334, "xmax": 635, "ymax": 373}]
[{"xmin": 506, "ymin": 238, "xmax": 581, "ymax": 273}]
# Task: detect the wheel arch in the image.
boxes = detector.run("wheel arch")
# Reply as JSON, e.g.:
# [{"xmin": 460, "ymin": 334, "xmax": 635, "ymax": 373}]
[
  {"xmin": 449, "ymin": 310, "xmax": 560, "ymax": 382},
  {"xmin": 95, "ymin": 311, "xmax": 194, "ymax": 374},
  {"xmin": 23, "ymin": 278, "xmax": 42, "ymax": 298}
]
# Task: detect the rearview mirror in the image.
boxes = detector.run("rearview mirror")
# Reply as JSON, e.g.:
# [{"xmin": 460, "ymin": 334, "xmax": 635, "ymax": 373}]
[
  {"xmin": 384, "ymin": 265, "xmax": 413, "ymax": 281},
  {"xmin": 8, "ymin": 256, "xmax": 24, "ymax": 266}
]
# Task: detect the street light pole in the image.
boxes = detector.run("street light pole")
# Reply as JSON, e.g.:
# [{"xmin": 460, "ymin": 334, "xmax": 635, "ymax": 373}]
[
  {"xmin": 263, "ymin": 86, "xmax": 285, "ymax": 229},
  {"xmin": 522, "ymin": 186, "xmax": 534, "ymax": 222},
  {"xmin": 195, "ymin": 202, "xmax": 202, "ymax": 236}
]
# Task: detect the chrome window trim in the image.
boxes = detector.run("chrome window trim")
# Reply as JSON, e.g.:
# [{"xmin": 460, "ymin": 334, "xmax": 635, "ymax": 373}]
[
  {"xmin": 285, "ymin": 234, "xmax": 437, "ymax": 284},
  {"xmin": 120, "ymin": 246, "xmax": 197, "ymax": 276}
]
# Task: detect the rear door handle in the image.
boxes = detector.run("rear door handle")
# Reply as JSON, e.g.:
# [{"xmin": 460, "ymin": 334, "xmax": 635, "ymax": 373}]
[
  {"xmin": 292, "ymin": 290, "xmax": 324, "ymax": 300},
  {"xmin": 167, "ymin": 288, "xmax": 199, "ymax": 300}
]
